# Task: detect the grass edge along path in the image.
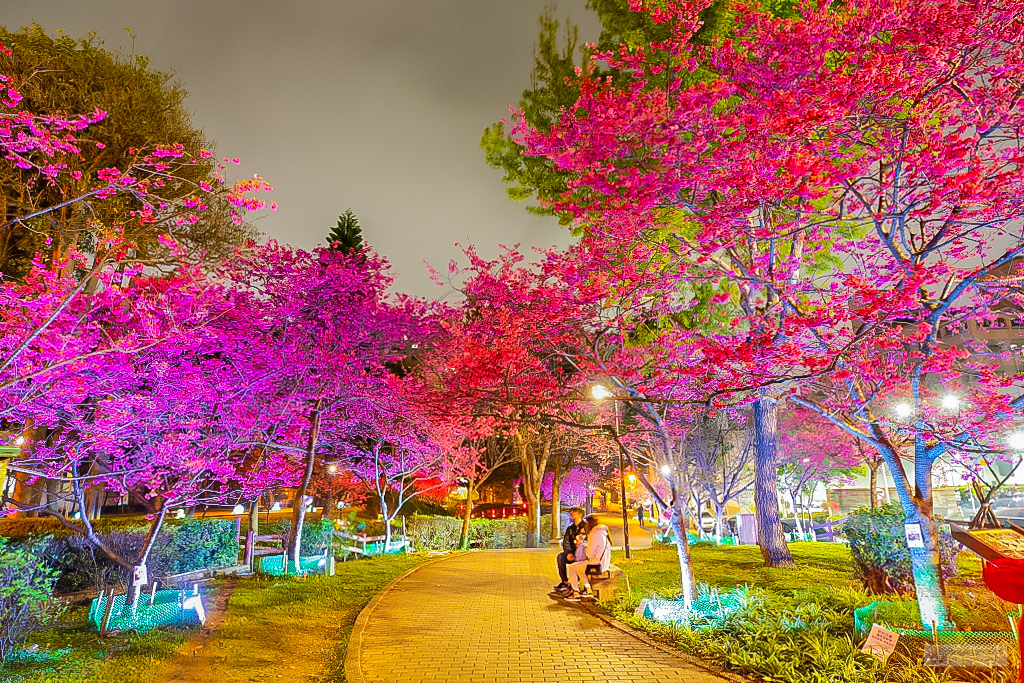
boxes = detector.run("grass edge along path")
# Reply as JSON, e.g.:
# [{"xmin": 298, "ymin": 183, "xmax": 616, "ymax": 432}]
[
  {"xmin": 604, "ymin": 542, "xmax": 1014, "ymax": 683},
  {"xmin": 148, "ymin": 553, "xmax": 427, "ymax": 683},
  {"xmin": 0, "ymin": 553, "xmax": 427, "ymax": 683}
]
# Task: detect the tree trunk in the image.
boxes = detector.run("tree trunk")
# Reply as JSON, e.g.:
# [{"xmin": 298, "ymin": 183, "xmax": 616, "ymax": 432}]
[
  {"xmin": 789, "ymin": 487, "xmax": 804, "ymax": 535},
  {"xmin": 868, "ymin": 460, "xmax": 879, "ymax": 511},
  {"xmin": 249, "ymin": 499, "xmax": 259, "ymax": 538},
  {"xmin": 550, "ymin": 455, "xmax": 561, "ymax": 540},
  {"xmin": 670, "ymin": 480, "xmax": 697, "ymax": 609},
  {"xmin": 459, "ymin": 482, "xmax": 474, "ymax": 551},
  {"xmin": 382, "ymin": 498, "xmax": 392, "ymax": 549},
  {"xmin": 289, "ymin": 403, "xmax": 323, "ymax": 570},
  {"xmin": 127, "ymin": 506, "xmax": 167, "ymax": 611},
  {"xmin": 752, "ymin": 394, "xmax": 795, "ymax": 568},
  {"xmin": 713, "ymin": 501, "xmax": 724, "ymax": 543}
]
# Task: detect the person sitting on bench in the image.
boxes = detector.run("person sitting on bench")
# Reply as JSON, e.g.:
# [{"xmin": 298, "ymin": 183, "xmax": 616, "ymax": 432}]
[
  {"xmin": 564, "ymin": 515, "xmax": 611, "ymax": 602},
  {"xmin": 554, "ymin": 506, "xmax": 586, "ymax": 594}
]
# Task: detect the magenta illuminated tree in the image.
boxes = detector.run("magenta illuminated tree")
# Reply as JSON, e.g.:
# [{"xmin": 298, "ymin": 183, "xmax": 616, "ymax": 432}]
[{"xmin": 518, "ymin": 0, "xmax": 1024, "ymax": 625}]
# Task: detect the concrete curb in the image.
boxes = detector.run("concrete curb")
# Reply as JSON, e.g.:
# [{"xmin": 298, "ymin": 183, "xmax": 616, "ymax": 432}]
[
  {"xmin": 342, "ymin": 553, "xmax": 459, "ymax": 683},
  {"xmin": 579, "ymin": 601, "xmax": 745, "ymax": 682}
]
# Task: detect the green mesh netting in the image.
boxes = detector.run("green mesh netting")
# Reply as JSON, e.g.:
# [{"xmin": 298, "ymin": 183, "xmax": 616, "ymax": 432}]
[
  {"xmin": 255, "ymin": 554, "xmax": 329, "ymax": 576},
  {"xmin": 87, "ymin": 590, "xmax": 204, "ymax": 632},
  {"xmin": 855, "ymin": 601, "xmax": 1019, "ymax": 674},
  {"xmin": 641, "ymin": 588, "xmax": 743, "ymax": 626}
]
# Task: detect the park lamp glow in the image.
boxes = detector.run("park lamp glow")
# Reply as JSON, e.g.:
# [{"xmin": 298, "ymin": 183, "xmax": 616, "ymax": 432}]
[
  {"xmin": 628, "ymin": 473, "xmax": 637, "ymax": 484},
  {"xmin": 231, "ymin": 504, "xmax": 245, "ymax": 515},
  {"xmin": 591, "ymin": 384, "xmax": 613, "ymax": 401},
  {"xmin": 1008, "ymin": 431, "xmax": 1024, "ymax": 451},
  {"xmin": 940, "ymin": 394, "xmax": 960, "ymax": 411},
  {"xmin": 328, "ymin": 464, "xmax": 339, "ymax": 474},
  {"xmin": 660, "ymin": 464, "xmax": 672, "ymax": 476},
  {"xmin": 893, "ymin": 402, "xmax": 913, "ymax": 419}
]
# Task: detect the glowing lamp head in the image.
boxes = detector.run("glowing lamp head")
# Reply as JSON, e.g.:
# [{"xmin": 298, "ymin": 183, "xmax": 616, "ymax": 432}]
[
  {"xmin": 175, "ymin": 508, "xmax": 186, "ymax": 519},
  {"xmin": 627, "ymin": 473, "xmax": 637, "ymax": 484},
  {"xmin": 591, "ymin": 384, "xmax": 612, "ymax": 400},
  {"xmin": 940, "ymin": 394, "xmax": 960, "ymax": 410},
  {"xmin": 270, "ymin": 501, "xmax": 282, "ymax": 512},
  {"xmin": 893, "ymin": 402, "xmax": 913, "ymax": 419},
  {"xmin": 14, "ymin": 436, "xmax": 25, "ymax": 446},
  {"xmin": 327, "ymin": 464, "xmax": 338, "ymax": 474},
  {"xmin": 231, "ymin": 504, "xmax": 245, "ymax": 515},
  {"xmin": 1008, "ymin": 432, "xmax": 1024, "ymax": 451},
  {"xmin": 660, "ymin": 465, "xmax": 671, "ymax": 476}
]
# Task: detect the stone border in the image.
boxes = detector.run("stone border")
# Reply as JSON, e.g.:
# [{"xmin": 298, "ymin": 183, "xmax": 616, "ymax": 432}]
[
  {"xmin": 579, "ymin": 601, "xmax": 746, "ymax": 682},
  {"xmin": 343, "ymin": 554, "xmax": 456, "ymax": 683}
]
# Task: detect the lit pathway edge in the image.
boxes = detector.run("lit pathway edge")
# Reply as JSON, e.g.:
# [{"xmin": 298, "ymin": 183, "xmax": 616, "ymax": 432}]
[
  {"xmin": 347, "ymin": 549, "xmax": 730, "ymax": 683},
  {"xmin": 343, "ymin": 555, "xmax": 450, "ymax": 683}
]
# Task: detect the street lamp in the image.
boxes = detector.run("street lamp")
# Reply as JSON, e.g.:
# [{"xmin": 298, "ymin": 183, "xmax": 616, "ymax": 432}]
[
  {"xmin": 660, "ymin": 464, "xmax": 671, "ymax": 476},
  {"xmin": 591, "ymin": 383, "xmax": 632, "ymax": 559},
  {"xmin": 940, "ymin": 394, "xmax": 960, "ymax": 411},
  {"xmin": 893, "ymin": 402, "xmax": 913, "ymax": 419}
]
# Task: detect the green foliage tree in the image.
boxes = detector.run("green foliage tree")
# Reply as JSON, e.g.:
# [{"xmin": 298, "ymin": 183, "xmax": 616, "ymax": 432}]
[
  {"xmin": 0, "ymin": 24, "xmax": 257, "ymax": 279},
  {"xmin": 480, "ymin": 1, "xmax": 731, "ymax": 227},
  {"xmin": 327, "ymin": 208, "xmax": 364, "ymax": 254},
  {"xmin": 0, "ymin": 537, "xmax": 65, "ymax": 663}
]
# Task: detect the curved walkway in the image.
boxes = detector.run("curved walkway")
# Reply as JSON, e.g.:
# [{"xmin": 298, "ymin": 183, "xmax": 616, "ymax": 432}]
[{"xmin": 346, "ymin": 549, "xmax": 724, "ymax": 683}]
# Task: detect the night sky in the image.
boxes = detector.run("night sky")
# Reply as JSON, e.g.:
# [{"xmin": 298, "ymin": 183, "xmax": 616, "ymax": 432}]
[{"xmin": 1, "ymin": 1, "xmax": 602, "ymax": 296}]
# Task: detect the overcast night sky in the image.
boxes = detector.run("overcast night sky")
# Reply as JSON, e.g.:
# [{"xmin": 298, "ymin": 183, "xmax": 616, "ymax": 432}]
[{"xmin": 1, "ymin": 1, "xmax": 602, "ymax": 296}]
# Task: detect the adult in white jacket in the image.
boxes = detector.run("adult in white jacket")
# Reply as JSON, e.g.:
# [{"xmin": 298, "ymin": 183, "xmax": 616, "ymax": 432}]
[{"xmin": 566, "ymin": 516, "xmax": 611, "ymax": 599}]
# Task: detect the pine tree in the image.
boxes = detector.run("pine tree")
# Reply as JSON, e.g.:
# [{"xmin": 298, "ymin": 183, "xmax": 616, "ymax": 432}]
[{"xmin": 326, "ymin": 209, "xmax": 363, "ymax": 254}]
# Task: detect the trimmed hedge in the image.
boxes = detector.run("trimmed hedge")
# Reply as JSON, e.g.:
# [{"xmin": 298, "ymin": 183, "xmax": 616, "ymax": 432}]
[
  {"xmin": 0, "ymin": 516, "xmax": 240, "ymax": 592},
  {"xmin": 406, "ymin": 515, "xmax": 551, "ymax": 551}
]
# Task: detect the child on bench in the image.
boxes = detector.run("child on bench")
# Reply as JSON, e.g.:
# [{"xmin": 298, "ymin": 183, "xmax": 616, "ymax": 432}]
[{"xmin": 564, "ymin": 515, "xmax": 611, "ymax": 602}]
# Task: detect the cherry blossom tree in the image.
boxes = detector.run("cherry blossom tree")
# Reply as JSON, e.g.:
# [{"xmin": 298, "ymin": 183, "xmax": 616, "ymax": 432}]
[{"xmin": 515, "ymin": 0, "xmax": 1024, "ymax": 627}]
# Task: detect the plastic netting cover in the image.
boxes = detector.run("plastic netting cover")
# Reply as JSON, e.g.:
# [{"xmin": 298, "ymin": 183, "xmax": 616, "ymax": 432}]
[
  {"xmin": 642, "ymin": 589, "xmax": 743, "ymax": 626},
  {"xmin": 256, "ymin": 554, "xmax": 328, "ymax": 576},
  {"xmin": 87, "ymin": 590, "xmax": 203, "ymax": 633}
]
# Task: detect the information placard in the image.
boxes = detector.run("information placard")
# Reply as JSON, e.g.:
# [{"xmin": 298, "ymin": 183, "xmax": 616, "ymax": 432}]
[{"xmin": 862, "ymin": 624, "xmax": 900, "ymax": 663}]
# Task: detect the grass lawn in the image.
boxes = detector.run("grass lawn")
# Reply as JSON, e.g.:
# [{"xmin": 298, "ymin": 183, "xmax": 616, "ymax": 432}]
[
  {"xmin": 0, "ymin": 554, "xmax": 426, "ymax": 683},
  {"xmin": 607, "ymin": 542, "xmax": 1016, "ymax": 683}
]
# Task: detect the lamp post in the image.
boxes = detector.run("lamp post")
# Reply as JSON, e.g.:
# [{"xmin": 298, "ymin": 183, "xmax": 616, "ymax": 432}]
[{"xmin": 592, "ymin": 384, "xmax": 631, "ymax": 559}]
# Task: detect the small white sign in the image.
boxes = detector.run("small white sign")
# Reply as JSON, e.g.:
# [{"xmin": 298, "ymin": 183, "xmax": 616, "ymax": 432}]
[
  {"xmin": 862, "ymin": 624, "xmax": 900, "ymax": 663},
  {"xmin": 635, "ymin": 598, "xmax": 649, "ymax": 618},
  {"xmin": 132, "ymin": 564, "xmax": 148, "ymax": 586},
  {"xmin": 905, "ymin": 523, "xmax": 925, "ymax": 549}
]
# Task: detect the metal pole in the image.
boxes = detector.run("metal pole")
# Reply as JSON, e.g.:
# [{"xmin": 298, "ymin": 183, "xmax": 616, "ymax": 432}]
[{"xmin": 616, "ymin": 405, "xmax": 631, "ymax": 559}]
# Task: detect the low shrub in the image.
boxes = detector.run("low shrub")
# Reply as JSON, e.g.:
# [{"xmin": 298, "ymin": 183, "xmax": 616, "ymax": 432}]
[
  {"xmin": 844, "ymin": 504, "xmax": 959, "ymax": 594},
  {"xmin": 406, "ymin": 516, "xmax": 549, "ymax": 551},
  {"xmin": 273, "ymin": 517, "xmax": 334, "ymax": 556},
  {"xmin": 1, "ymin": 517, "xmax": 241, "ymax": 593},
  {"xmin": 164, "ymin": 518, "xmax": 239, "ymax": 573},
  {"xmin": 0, "ymin": 537, "xmax": 66, "ymax": 663}
]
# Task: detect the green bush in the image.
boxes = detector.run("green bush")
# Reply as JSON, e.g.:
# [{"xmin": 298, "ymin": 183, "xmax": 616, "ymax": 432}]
[
  {"xmin": 164, "ymin": 518, "xmax": 239, "ymax": 574},
  {"xmin": 1, "ymin": 517, "xmax": 242, "ymax": 592},
  {"xmin": 844, "ymin": 504, "xmax": 959, "ymax": 594},
  {"xmin": 273, "ymin": 518, "xmax": 334, "ymax": 556},
  {"xmin": 0, "ymin": 537, "xmax": 66, "ymax": 663},
  {"xmin": 406, "ymin": 516, "xmax": 548, "ymax": 551}
]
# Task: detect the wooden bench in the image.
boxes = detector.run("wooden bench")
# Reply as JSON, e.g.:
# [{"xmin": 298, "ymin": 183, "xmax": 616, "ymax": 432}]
[{"xmin": 585, "ymin": 563, "xmax": 624, "ymax": 601}]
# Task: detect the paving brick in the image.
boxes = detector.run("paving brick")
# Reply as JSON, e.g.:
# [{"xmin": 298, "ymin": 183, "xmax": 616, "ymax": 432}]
[{"xmin": 353, "ymin": 549, "xmax": 723, "ymax": 683}]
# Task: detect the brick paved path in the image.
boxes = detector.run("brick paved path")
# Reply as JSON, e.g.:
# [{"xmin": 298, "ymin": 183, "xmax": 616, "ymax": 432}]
[{"xmin": 347, "ymin": 549, "xmax": 723, "ymax": 683}]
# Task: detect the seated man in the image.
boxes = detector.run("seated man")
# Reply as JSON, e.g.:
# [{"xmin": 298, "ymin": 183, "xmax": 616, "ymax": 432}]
[
  {"xmin": 564, "ymin": 515, "xmax": 611, "ymax": 602},
  {"xmin": 553, "ymin": 506, "xmax": 586, "ymax": 593}
]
